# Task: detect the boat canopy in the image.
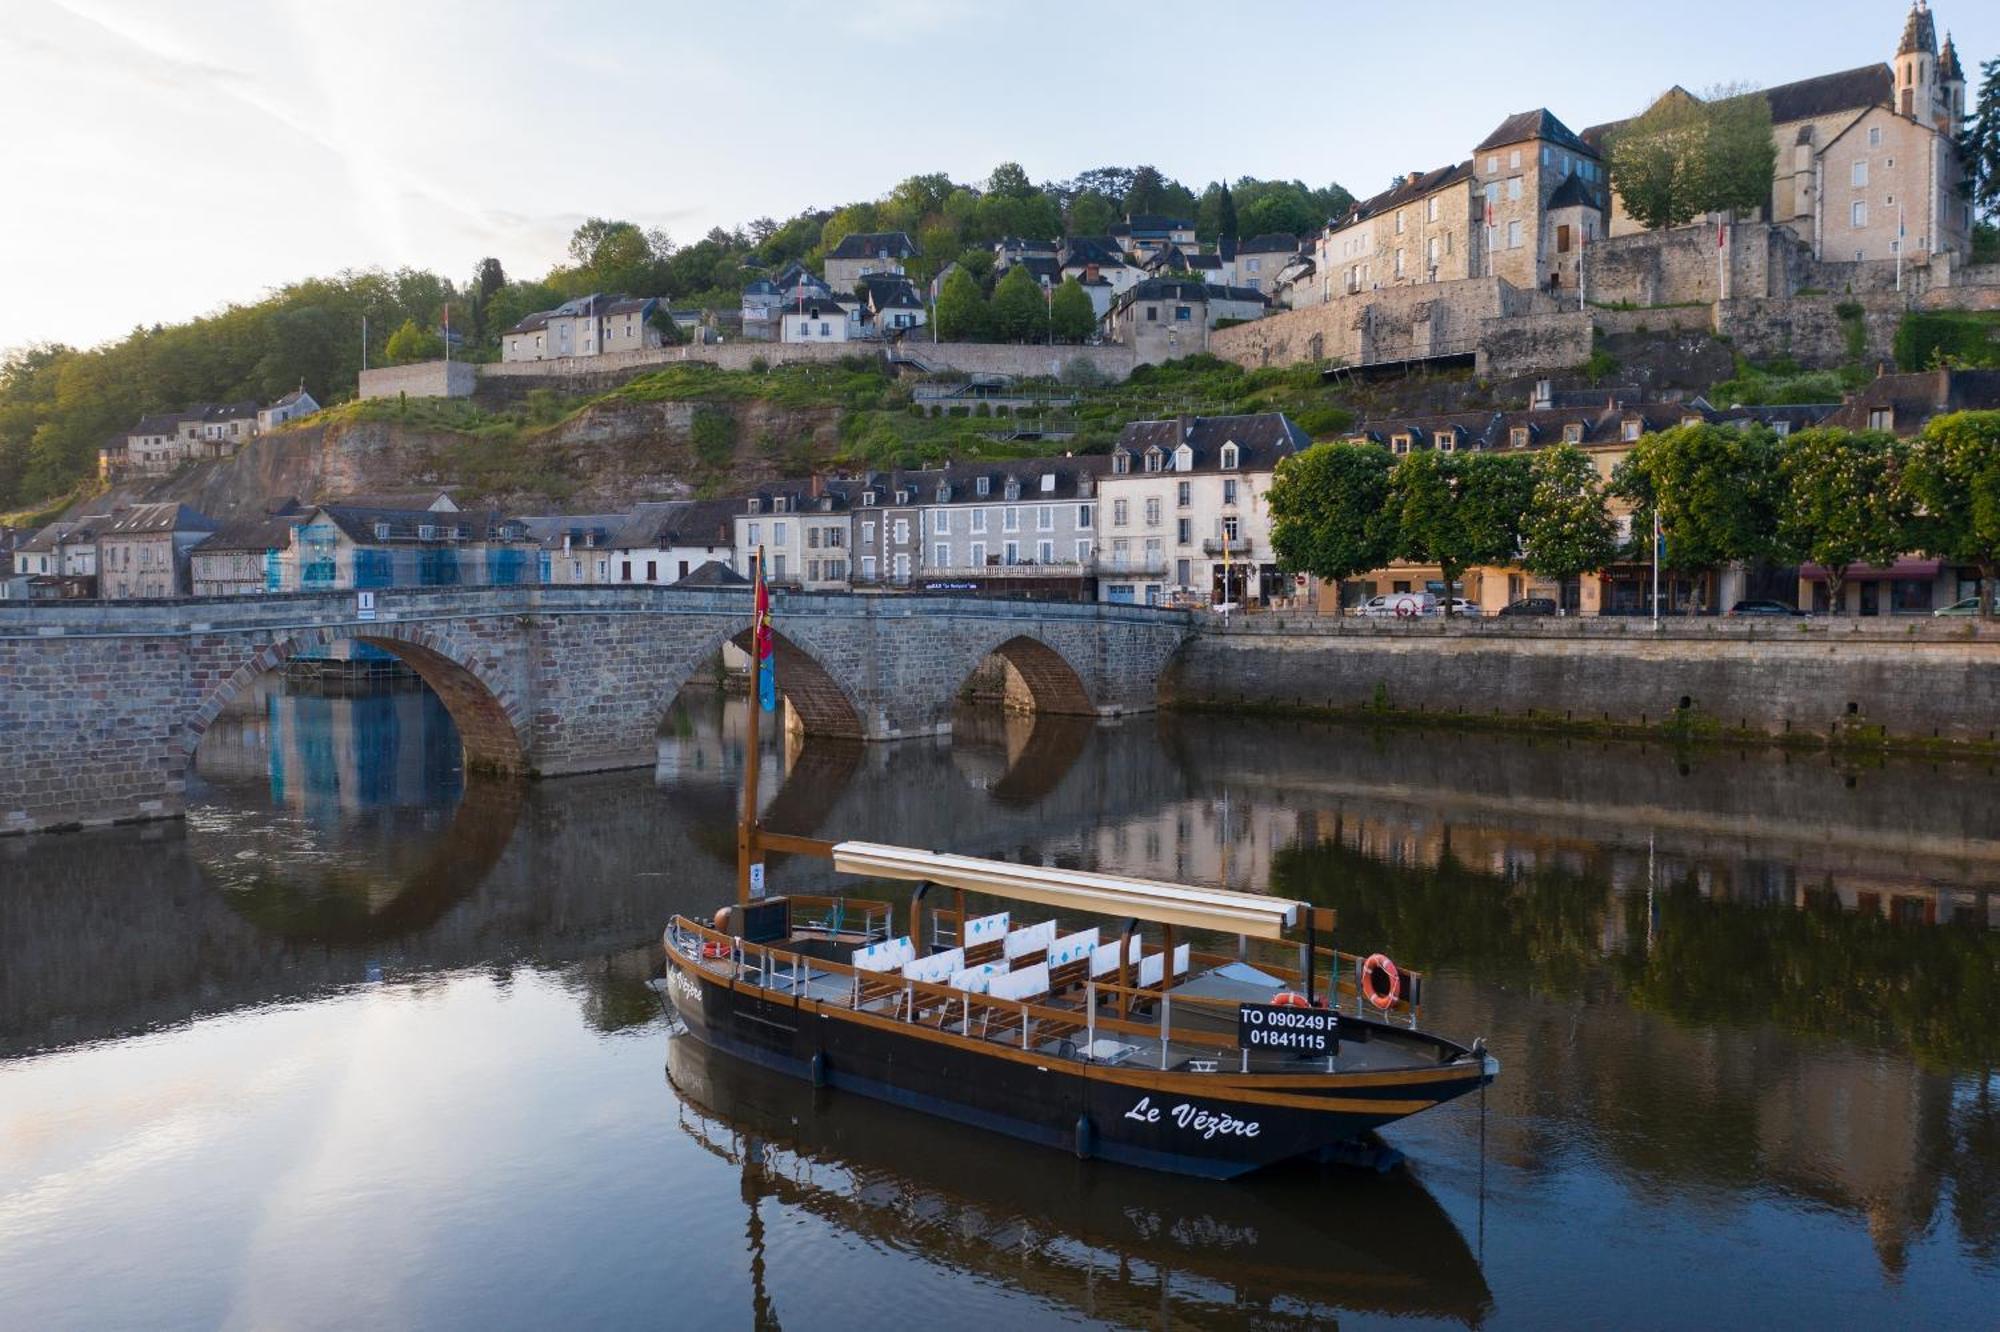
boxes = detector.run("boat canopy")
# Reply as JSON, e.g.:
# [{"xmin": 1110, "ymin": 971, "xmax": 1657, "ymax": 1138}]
[{"xmin": 831, "ymin": 841, "xmax": 1301, "ymax": 940}]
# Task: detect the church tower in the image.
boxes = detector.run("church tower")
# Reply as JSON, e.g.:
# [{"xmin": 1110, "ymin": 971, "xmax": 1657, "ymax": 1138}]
[
  {"xmin": 1938, "ymin": 32, "xmax": 1966, "ymax": 131},
  {"xmin": 1894, "ymin": 2, "xmax": 1938, "ymax": 123}
]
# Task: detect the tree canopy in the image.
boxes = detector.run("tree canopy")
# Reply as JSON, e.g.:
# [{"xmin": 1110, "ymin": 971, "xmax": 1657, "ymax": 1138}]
[
  {"xmin": 1775, "ymin": 428, "xmax": 1914, "ymax": 612},
  {"xmin": 1049, "ymin": 278, "xmax": 1097, "ymax": 342},
  {"xmin": 1267, "ymin": 442, "xmax": 1397, "ymax": 611},
  {"xmin": 1389, "ymin": 450, "xmax": 1534, "ymax": 615},
  {"xmin": 1521, "ymin": 443, "xmax": 1619, "ymax": 582},
  {"xmin": 1610, "ymin": 423, "xmax": 1785, "ymax": 602},
  {"xmin": 1607, "ymin": 85, "xmax": 1775, "ymax": 229},
  {"xmin": 1906, "ymin": 410, "xmax": 2000, "ymax": 618}
]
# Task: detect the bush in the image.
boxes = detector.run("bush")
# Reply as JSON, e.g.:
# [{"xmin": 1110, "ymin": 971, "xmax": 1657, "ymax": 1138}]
[
  {"xmin": 1893, "ymin": 311, "xmax": 2000, "ymax": 371},
  {"xmin": 1833, "ymin": 300, "xmax": 1865, "ymax": 322},
  {"xmin": 690, "ymin": 407, "xmax": 738, "ymax": 469},
  {"xmin": 748, "ymin": 356, "xmax": 769, "ymax": 374},
  {"xmin": 1292, "ymin": 404, "xmax": 1355, "ymax": 438}
]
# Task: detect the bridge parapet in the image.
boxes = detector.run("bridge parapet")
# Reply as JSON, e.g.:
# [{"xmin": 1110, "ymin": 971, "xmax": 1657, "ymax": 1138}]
[{"xmin": 0, "ymin": 589, "xmax": 1192, "ymax": 835}]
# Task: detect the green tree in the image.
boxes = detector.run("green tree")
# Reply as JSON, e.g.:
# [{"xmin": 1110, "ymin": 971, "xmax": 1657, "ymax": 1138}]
[
  {"xmin": 1389, "ymin": 450, "xmax": 1534, "ymax": 616},
  {"xmin": 1268, "ymin": 442, "xmax": 1397, "ymax": 614},
  {"xmin": 1959, "ymin": 56, "xmax": 2000, "ymax": 224},
  {"xmin": 986, "ymin": 161, "xmax": 1035, "ymax": 199},
  {"xmin": 989, "ymin": 264, "xmax": 1048, "ymax": 342},
  {"xmin": 1775, "ymin": 427, "xmax": 1914, "ymax": 614},
  {"xmin": 1521, "ymin": 443, "xmax": 1619, "ymax": 585},
  {"xmin": 934, "ymin": 266, "xmax": 989, "ymax": 341},
  {"xmin": 1695, "ymin": 85, "xmax": 1777, "ymax": 216},
  {"xmin": 1906, "ymin": 411, "xmax": 2000, "ymax": 619},
  {"xmin": 1611, "ymin": 423, "xmax": 1784, "ymax": 609},
  {"xmin": 1066, "ymin": 190, "xmax": 1117, "ymax": 237},
  {"xmin": 1607, "ymin": 89, "xmax": 1708, "ymax": 230},
  {"xmin": 384, "ymin": 317, "xmax": 443, "ymax": 364},
  {"xmin": 1048, "ymin": 278, "xmax": 1096, "ymax": 342}
]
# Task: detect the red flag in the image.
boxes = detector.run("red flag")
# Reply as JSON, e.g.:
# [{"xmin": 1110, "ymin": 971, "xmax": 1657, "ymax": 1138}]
[
  {"xmin": 1716, "ymin": 220, "xmax": 1725, "ymax": 249},
  {"xmin": 753, "ymin": 551, "xmax": 776, "ymax": 711}
]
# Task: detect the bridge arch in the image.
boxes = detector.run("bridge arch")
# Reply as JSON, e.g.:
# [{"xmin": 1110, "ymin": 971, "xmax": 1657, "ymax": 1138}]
[
  {"xmin": 962, "ymin": 633, "xmax": 1098, "ymax": 717},
  {"xmin": 186, "ymin": 624, "xmax": 528, "ymax": 775},
  {"xmin": 724, "ymin": 626, "xmax": 866, "ymax": 739}
]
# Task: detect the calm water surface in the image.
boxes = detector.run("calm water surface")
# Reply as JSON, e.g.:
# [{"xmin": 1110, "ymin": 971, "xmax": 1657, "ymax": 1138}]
[{"xmin": 2, "ymin": 675, "xmax": 1998, "ymax": 1329}]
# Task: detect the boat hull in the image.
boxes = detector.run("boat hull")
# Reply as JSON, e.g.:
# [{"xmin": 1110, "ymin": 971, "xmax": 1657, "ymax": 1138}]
[{"xmin": 663, "ymin": 952, "xmax": 1489, "ymax": 1179}]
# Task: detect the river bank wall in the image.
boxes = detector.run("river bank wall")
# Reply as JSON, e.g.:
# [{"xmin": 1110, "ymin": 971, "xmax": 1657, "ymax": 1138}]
[{"xmin": 1164, "ymin": 618, "xmax": 2000, "ymax": 750}]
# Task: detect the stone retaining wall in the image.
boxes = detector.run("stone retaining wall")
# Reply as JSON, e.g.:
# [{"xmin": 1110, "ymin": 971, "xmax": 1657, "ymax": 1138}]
[
  {"xmin": 478, "ymin": 340, "xmax": 1137, "ymax": 383},
  {"xmin": 358, "ymin": 360, "xmax": 476, "ymax": 400},
  {"xmin": 1166, "ymin": 618, "xmax": 2000, "ymax": 745}
]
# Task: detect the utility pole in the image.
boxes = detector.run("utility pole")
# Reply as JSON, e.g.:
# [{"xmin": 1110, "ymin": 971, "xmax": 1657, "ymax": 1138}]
[{"xmin": 361, "ymin": 315, "xmax": 368, "ymax": 371}]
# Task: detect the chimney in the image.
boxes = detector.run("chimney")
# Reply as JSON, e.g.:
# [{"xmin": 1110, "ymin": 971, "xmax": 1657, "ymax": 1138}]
[
  {"xmin": 808, "ymin": 474, "xmax": 825, "ymax": 498},
  {"xmin": 1176, "ymin": 412, "xmax": 1194, "ymax": 440}
]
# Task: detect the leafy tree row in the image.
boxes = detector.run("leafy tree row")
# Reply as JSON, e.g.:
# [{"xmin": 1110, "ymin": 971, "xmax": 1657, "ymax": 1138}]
[
  {"xmin": 934, "ymin": 267, "xmax": 1097, "ymax": 342},
  {"xmin": 0, "ymin": 161, "xmax": 1351, "ymax": 512},
  {"xmin": 1270, "ymin": 413, "xmax": 2000, "ymax": 617}
]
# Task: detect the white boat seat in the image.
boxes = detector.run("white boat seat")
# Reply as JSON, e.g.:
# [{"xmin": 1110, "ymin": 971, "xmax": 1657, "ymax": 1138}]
[
  {"xmin": 901, "ymin": 947, "xmax": 963, "ymax": 985},
  {"xmin": 1003, "ymin": 920, "xmax": 1058, "ymax": 961},
  {"xmin": 987, "ymin": 962, "xmax": 1050, "ymax": 1003},
  {"xmin": 1089, "ymin": 936, "xmax": 1143, "ymax": 978},
  {"xmin": 853, "ymin": 935, "xmax": 915, "ymax": 973}
]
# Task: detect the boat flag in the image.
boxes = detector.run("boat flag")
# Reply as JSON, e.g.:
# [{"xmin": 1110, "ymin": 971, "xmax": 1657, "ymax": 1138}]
[{"xmin": 753, "ymin": 549, "xmax": 777, "ymax": 712}]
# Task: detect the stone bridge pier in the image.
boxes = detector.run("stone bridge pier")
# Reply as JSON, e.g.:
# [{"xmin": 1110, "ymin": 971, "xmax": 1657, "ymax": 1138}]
[{"xmin": 0, "ymin": 587, "xmax": 1191, "ymax": 835}]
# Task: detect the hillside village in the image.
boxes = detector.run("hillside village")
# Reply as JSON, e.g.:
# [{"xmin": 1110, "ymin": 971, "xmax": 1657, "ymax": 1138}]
[{"xmin": 9, "ymin": 1, "xmax": 2000, "ymax": 622}]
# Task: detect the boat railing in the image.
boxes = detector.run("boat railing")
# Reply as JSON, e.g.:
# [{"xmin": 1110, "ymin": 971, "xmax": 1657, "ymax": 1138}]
[
  {"xmin": 669, "ymin": 915, "xmax": 1396, "ymax": 1075},
  {"xmin": 786, "ymin": 894, "xmax": 892, "ymax": 944},
  {"xmin": 1184, "ymin": 946, "xmax": 1427, "ymax": 1028}
]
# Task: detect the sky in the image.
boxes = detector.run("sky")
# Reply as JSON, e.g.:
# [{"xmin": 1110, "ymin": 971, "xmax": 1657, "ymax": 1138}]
[{"xmin": 2, "ymin": 0, "xmax": 1993, "ymax": 353}]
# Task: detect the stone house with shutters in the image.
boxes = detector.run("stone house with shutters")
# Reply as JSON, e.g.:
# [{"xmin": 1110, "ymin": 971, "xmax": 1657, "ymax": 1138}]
[
  {"xmin": 1102, "ymin": 279, "xmax": 1268, "ymax": 362},
  {"xmin": 1470, "ymin": 108, "xmax": 1608, "ymax": 295},
  {"xmin": 1233, "ymin": 234, "xmax": 1302, "ymax": 293},
  {"xmin": 917, "ymin": 457, "xmax": 1105, "ymax": 594},
  {"xmin": 823, "ymin": 232, "xmax": 919, "ymax": 289},
  {"xmin": 851, "ymin": 470, "xmax": 937, "ymax": 586},
  {"xmin": 96, "ymin": 503, "xmax": 218, "ymax": 600},
  {"xmin": 501, "ymin": 293, "xmax": 665, "ymax": 363},
  {"xmin": 734, "ymin": 480, "xmax": 855, "ymax": 590},
  {"xmin": 1317, "ymin": 163, "xmax": 1481, "ymax": 299},
  {"xmin": 1095, "ymin": 412, "xmax": 1308, "ymax": 608}
]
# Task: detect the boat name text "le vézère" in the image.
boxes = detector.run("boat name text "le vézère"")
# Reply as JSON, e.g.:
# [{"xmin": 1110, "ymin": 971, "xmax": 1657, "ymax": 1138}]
[{"xmin": 1124, "ymin": 1095, "xmax": 1261, "ymax": 1139}]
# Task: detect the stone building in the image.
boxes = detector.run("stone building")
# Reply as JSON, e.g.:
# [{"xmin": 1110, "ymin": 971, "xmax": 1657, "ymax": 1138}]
[
  {"xmin": 1102, "ymin": 278, "xmax": 1268, "ymax": 361},
  {"xmin": 735, "ymin": 480, "xmax": 855, "ymax": 590},
  {"xmin": 274, "ymin": 504, "xmax": 536, "ymax": 591},
  {"xmin": 1591, "ymin": 4, "xmax": 1971, "ymax": 265},
  {"xmin": 1096, "ymin": 412, "xmax": 1308, "ymax": 607},
  {"xmin": 257, "ymin": 387, "xmax": 319, "ymax": 431},
  {"xmin": 96, "ymin": 503, "xmax": 218, "ymax": 600},
  {"xmin": 851, "ymin": 471, "xmax": 934, "ymax": 586},
  {"xmin": 189, "ymin": 501, "xmax": 303, "ymax": 596},
  {"xmin": 501, "ymin": 293, "xmax": 665, "ymax": 363},
  {"xmin": 917, "ymin": 456, "xmax": 1104, "ymax": 597},
  {"xmin": 1317, "ymin": 163, "xmax": 1480, "ymax": 298},
  {"xmin": 1472, "ymin": 108, "xmax": 1607, "ymax": 295},
  {"xmin": 823, "ymin": 231, "xmax": 919, "ymax": 289},
  {"xmin": 7, "ymin": 515, "xmax": 107, "ymax": 599},
  {"xmin": 1233, "ymin": 233, "xmax": 1303, "ymax": 293}
]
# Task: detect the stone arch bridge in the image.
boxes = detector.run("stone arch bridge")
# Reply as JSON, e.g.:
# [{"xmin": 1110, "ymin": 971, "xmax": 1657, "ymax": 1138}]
[{"xmin": 0, "ymin": 586, "xmax": 1192, "ymax": 836}]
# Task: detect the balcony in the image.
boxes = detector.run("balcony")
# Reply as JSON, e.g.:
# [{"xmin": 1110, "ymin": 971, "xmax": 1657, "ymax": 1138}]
[
  {"xmin": 1201, "ymin": 537, "xmax": 1254, "ymax": 557},
  {"xmin": 1090, "ymin": 557, "xmax": 1169, "ymax": 577}
]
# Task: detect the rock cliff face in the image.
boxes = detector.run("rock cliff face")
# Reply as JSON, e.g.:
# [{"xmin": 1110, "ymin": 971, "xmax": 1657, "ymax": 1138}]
[{"xmin": 93, "ymin": 397, "xmax": 841, "ymax": 519}]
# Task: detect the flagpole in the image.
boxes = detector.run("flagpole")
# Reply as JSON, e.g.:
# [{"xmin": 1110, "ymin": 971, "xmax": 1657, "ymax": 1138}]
[{"xmin": 1896, "ymin": 203, "xmax": 1905, "ymax": 293}]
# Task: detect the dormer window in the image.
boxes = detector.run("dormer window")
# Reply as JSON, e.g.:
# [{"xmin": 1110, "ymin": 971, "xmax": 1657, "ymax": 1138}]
[
  {"xmin": 1218, "ymin": 442, "xmax": 1239, "ymax": 470},
  {"xmin": 1621, "ymin": 419, "xmax": 1642, "ymax": 442},
  {"xmin": 1867, "ymin": 407, "xmax": 1893, "ymax": 431},
  {"xmin": 418, "ymin": 524, "xmax": 436, "ymax": 540},
  {"xmin": 862, "ymin": 490, "xmax": 876, "ymax": 506},
  {"xmin": 1144, "ymin": 448, "xmax": 1164, "ymax": 473},
  {"xmin": 895, "ymin": 489, "xmax": 910, "ymax": 505},
  {"xmin": 1563, "ymin": 423, "xmax": 1584, "ymax": 444},
  {"xmin": 975, "ymin": 476, "xmax": 990, "ymax": 496},
  {"xmin": 1112, "ymin": 451, "xmax": 1130, "ymax": 475},
  {"xmin": 1680, "ymin": 414, "xmax": 1703, "ymax": 428},
  {"xmin": 1438, "ymin": 430, "xmax": 1457, "ymax": 453},
  {"xmin": 1040, "ymin": 473, "xmax": 1056, "ymax": 493},
  {"xmin": 773, "ymin": 497, "xmax": 789, "ymax": 513},
  {"xmin": 1773, "ymin": 419, "xmax": 1792, "ymax": 438},
  {"xmin": 1004, "ymin": 480, "xmax": 1021, "ymax": 501},
  {"xmin": 1176, "ymin": 444, "xmax": 1194, "ymax": 472},
  {"xmin": 747, "ymin": 498, "xmax": 763, "ymax": 514},
  {"xmin": 936, "ymin": 485, "xmax": 950, "ymax": 503},
  {"xmin": 1510, "ymin": 426, "xmax": 1531, "ymax": 448},
  {"xmin": 1391, "ymin": 434, "xmax": 1412, "ymax": 455},
  {"xmin": 374, "ymin": 521, "xmax": 391, "ymax": 540}
]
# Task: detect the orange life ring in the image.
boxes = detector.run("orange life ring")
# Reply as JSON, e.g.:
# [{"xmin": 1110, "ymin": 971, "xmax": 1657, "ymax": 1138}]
[
  {"xmin": 1270, "ymin": 990, "xmax": 1312, "ymax": 1007},
  {"xmin": 1361, "ymin": 954, "xmax": 1401, "ymax": 1011},
  {"xmin": 700, "ymin": 939, "xmax": 732, "ymax": 960}
]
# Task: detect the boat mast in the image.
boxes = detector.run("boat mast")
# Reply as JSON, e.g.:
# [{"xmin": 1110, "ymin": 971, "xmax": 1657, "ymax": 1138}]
[{"xmin": 738, "ymin": 545, "xmax": 768, "ymax": 904}]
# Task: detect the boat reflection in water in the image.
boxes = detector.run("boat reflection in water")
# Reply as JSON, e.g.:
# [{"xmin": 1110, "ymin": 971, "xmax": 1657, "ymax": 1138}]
[{"xmin": 665, "ymin": 1031, "xmax": 1493, "ymax": 1328}]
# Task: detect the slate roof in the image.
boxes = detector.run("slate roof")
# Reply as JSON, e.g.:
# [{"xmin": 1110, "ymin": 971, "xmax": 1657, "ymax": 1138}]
[
  {"xmin": 268, "ymin": 388, "xmax": 314, "ymax": 409},
  {"xmin": 1340, "ymin": 162, "xmax": 1474, "ymax": 226},
  {"xmin": 310, "ymin": 504, "xmax": 521, "ymax": 545},
  {"xmin": 674, "ymin": 559, "xmax": 750, "ymax": 587},
  {"xmin": 1762, "ymin": 64, "xmax": 1892, "ymax": 124},
  {"xmin": 1118, "ymin": 277, "xmax": 1267, "ymax": 305},
  {"xmin": 924, "ymin": 454, "xmax": 1111, "ymax": 506},
  {"xmin": 1898, "ymin": 2, "xmax": 1936, "ymax": 56},
  {"xmin": 1821, "ymin": 369, "xmax": 2000, "ymax": 433},
  {"xmin": 1940, "ymin": 34, "xmax": 1963, "ymax": 82},
  {"xmin": 860, "ymin": 273, "xmax": 928, "ymax": 310},
  {"xmin": 1475, "ymin": 108, "xmax": 1597, "ymax": 157},
  {"xmin": 1345, "ymin": 398, "xmax": 1842, "ymax": 451},
  {"xmin": 826, "ymin": 231, "xmax": 918, "ymax": 260},
  {"xmin": 505, "ymin": 293, "xmax": 658, "ymax": 335},
  {"xmin": 1545, "ymin": 174, "xmax": 1602, "ymax": 210},
  {"xmin": 18, "ymin": 516, "xmax": 108, "ymax": 554},
  {"xmin": 99, "ymin": 503, "xmax": 218, "ymax": 537},
  {"xmin": 1113, "ymin": 214, "xmax": 1193, "ymax": 234},
  {"xmin": 196, "ymin": 507, "xmax": 304, "ymax": 555},
  {"xmin": 129, "ymin": 412, "xmax": 203, "ymax": 437},
  {"xmin": 1061, "ymin": 236, "xmax": 1128, "ymax": 268},
  {"xmin": 606, "ymin": 499, "xmax": 739, "ymax": 551},
  {"xmin": 1110, "ymin": 413, "xmax": 1309, "ymax": 470},
  {"xmin": 1238, "ymin": 233, "xmax": 1301, "ymax": 256}
]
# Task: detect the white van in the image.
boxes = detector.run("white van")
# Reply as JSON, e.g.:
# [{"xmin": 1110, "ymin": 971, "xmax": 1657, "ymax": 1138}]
[{"xmin": 1359, "ymin": 592, "xmax": 1438, "ymax": 619}]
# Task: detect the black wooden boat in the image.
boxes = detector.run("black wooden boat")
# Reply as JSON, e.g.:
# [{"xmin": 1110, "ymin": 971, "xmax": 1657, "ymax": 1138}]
[{"xmin": 660, "ymin": 547, "xmax": 1498, "ymax": 1180}]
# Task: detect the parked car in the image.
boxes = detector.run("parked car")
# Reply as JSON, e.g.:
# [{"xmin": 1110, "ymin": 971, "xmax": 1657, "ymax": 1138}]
[
  {"xmin": 1934, "ymin": 596, "xmax": 1998, "ymax": 617},
  {"xmin": 1498, "ymin": 596, "xmax": 1558, "ymax": 617},
  {"xmin": 1359, "ymin": 592, "xmax": 1438, "ymax": 619},
  {"xmin": 1726, "ymin": 599, "xmax": 1808, "ymax": 617},
  {"xmin": 1442, "ymin": 598, "xmax": 1482, "ymax": 618}
]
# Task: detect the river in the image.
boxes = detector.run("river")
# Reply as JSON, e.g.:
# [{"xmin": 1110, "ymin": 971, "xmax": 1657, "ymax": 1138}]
[{"xmin": 1, "ymin": 674, "xmax": 1996, "ymax": 1329}]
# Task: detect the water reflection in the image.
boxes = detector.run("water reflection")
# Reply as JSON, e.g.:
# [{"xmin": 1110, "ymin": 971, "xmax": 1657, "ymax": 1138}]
[
  {"xmin": 3, "ymin": 681, "xmax": 1999, "ymax": 1323},
  {"xmin": 666, "ymin": 1031, "xmax": 1492, "ymax": 1328}
]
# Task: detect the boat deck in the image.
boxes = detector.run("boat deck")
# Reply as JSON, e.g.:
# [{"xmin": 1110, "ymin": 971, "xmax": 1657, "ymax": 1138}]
[{"xmin": 684, "ymin": 935, "xmax": 1450, "ymax": 1078}]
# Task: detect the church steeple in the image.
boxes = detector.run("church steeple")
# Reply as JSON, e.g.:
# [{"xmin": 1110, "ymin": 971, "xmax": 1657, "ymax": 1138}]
[
  {"xmin": 1894, "ymin": 2, "xmax": 1939, "ymax": 122},
  {"xmin": 1939, "ymin": 31, "xmax": 1965, "ymax": 127}
]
